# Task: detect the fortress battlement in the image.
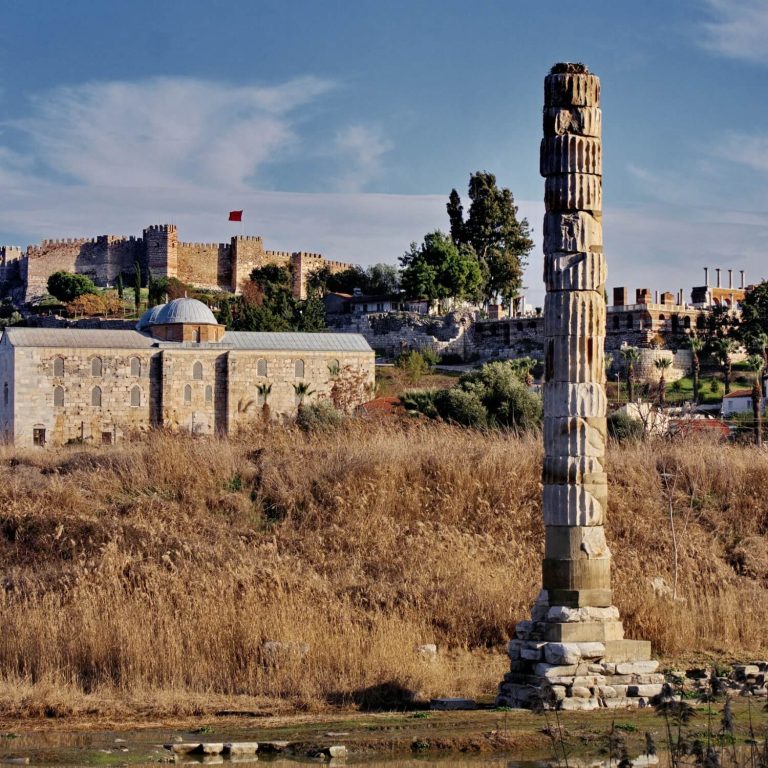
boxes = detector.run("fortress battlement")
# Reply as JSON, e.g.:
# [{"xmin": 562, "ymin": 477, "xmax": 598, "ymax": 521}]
[{"xmin": 9, "ymin": 223, "xmax": 354, "ymax": 303}]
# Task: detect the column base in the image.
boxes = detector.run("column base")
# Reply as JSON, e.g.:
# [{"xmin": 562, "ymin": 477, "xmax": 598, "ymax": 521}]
[{"xmin": 497, "ymin": 594, "xmax": 659, "ymax": 710}]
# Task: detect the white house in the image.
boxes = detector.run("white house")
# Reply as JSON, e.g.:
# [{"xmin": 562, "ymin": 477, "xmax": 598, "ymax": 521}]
[{"xmin": 721, "ymin": 388, "xmax": 763, "ymax": 417}]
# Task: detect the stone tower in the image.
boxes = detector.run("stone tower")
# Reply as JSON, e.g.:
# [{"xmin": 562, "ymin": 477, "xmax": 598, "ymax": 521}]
[
  {"xmin": 497, "ymin": 64, "xmax": 660, "ymax": 711},
  {"xmin": 144, "ymin": 224, "xmax": 178, "ymax": 280}
]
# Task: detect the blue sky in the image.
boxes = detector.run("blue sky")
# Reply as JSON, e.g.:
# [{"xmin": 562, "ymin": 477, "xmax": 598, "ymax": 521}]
[{"xmin": 1, "ymin": 0, "xmax": 767, "ymax": 305}]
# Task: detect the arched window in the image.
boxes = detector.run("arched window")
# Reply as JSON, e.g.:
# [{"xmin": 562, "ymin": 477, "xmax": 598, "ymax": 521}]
[
  {"xmin": 184, "ymin": 384, "xmax": 192, "ymax": 404},
  {"xmin": 3, "ymin": 382, "xmax": 9, "ymax": 406},
  {"xmin": 193, "ymin": 361, "xmax": 203, "ymax": 380},
  {"xmin": 684, "ymin": 316, "xmax": 691, "ymax": 329},
  {"xmin": 91, "ymin": 357, "xmax": 103, "ymax": 377},
  {"xmin": 612, "ymin": 315, "xmax": 620, "ymax": 330},
  {"xmin": 696, "ymin": 315, "xmax": 705, "ymax": 330},
  {"xmin": 53, "ymin": 386, "xmax": 64, "ymax": 407},
  {"xmin": 91, "ymin": 386, "xmax": 102, "ymax": 407},
  {"xmin": 671, "ymin": 315, "xmax": 679, "ymax": 332},
  {"xmin": 205, "ymin": 385, "xmax": 213, "ymax": 403},
  {"xmin": 130, "ymin": 357, "xmax": 141, "ymax": 377},
  {"xmin": 626, "ymin": 314, "xmax": 633, "ymax": 329},
  {"xmin": 294, "ymin": 359, "xmax": 305, "ymax": 378},
  {"xmin": 53, "ymin": 357, "xmax": 65, "ymax": 377},
  {"xmin": 516, "ymin": 322, "xmax": 524, "ymax": 332},
  {"xmin": 130, "ymin": 385, "xmax": 141, "ymax": 407},
  {"xmin": 194, "ymin": 328, "xmax": 201, "ymax": 343},
  {"xmin": 257, "ymin": 358, "xmax": 268, "ymax": 377}
]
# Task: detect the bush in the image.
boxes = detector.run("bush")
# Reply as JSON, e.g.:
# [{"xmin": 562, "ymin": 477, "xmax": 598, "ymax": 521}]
[
  {"xmin": 401, "ymin": 361, "xmax": 542, "ymax": 432},
  {"xmin": 296, "ymin": 401, "xmax": 345, "ymax": 432},
  {"xmin": 710, "ymin": 379, "xmax": 720, "ymax": 393},
  {"xmin": 433, "ymin": 388, "xmax": 488, "ymax": 427},
  {"xmin": 607, "ymin": 411, "xmax": 644, "ymax": 443},
  {"xmin": 47, "ymin": 271, "xmax": 98, "ymax": 303},
  {"xmin": 396, "ymin": 350, "xmax": 431, "ymax": 382},
  {"xmin": 419, "ymin": 347, "xmax": 440, "ymax": 368},
  {"xmin": 458, "ymin": 361, "xmax": 542, "ymax": 430}
]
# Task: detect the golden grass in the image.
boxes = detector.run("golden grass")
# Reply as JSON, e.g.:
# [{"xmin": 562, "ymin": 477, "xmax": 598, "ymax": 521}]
[{"xmin": 0, "ymin": 422, "xmax": 766, "ymax": 717}]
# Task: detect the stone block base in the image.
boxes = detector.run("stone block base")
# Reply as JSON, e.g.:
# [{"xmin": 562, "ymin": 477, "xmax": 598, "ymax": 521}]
[{"xmin": 498, "ymin": 605, "xmax": 658, "ymax": 710}]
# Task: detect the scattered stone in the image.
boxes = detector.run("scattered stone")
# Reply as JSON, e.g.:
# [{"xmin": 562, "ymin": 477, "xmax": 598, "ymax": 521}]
[
  {"xmin": 223, "ymin": 743, "xmax": 259, "ymax": 755},
  {"xmin": 416, "ymin": 643, "xmax": 437, "ymax": 660},
  {"xmin": 259, "ymin": 741, "xmax": 291, "ymax": 754},
  {"xmin": 169, "ymin": 743, "xmax": 204, "ymax": 755}
]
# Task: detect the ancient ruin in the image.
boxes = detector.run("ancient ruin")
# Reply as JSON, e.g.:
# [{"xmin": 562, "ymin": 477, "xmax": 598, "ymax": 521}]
[{"xmin": 497, "ymin": 64, "xmax": 660, "ymax": 710}]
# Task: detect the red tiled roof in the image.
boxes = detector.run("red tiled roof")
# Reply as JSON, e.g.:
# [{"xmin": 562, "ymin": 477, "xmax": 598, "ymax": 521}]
[{"xmin": 723, "ymin": 389, "xmax": 753, "ymax": 399}]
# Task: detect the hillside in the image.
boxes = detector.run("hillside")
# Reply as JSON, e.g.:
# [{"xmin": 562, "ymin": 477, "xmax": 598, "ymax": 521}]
[{"xmin": 0, "ymin": 422, "xmax": 766, "ymax": 719}]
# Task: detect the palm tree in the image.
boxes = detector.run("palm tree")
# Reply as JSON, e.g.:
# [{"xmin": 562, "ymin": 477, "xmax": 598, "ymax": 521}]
[
  {"xmin": 620, "ymin": 346, "xmax": 641, "ymax": 403},
  {"xmin": 714, "ymin": 337, "xmax": 737, "ymax": 395},
  {"xmin": 292, "ymin": 382, "xmax": 316, "ymax": 412},
  {"xmin": 744, "ymin": 355, "xmax": 764, "ymax": 447},
  {"xmin": 256, "ymin": 382, "xmax": 273, "ymax": 421},
  {"xmin": 654, "ymin": 358, "xmax": 672, "ymax": 405},
  {"xmin": 687, "ymin": 334, "xmax": 704, "ymax": 404}
]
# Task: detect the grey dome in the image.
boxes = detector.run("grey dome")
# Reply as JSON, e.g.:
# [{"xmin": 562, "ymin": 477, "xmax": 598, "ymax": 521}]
[
  {"xmin": 155, "ymin": 298, "xmax": 217, "ymax": 326},
  {"xmin": 136, "ymin": 303, "xmax": 166, "ymax": 331}
]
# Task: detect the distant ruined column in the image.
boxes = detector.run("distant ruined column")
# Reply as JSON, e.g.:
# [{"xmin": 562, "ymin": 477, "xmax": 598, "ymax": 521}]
[{"xmin": 497, "ymin": 64, "xmax": 658, "ymax": 711}]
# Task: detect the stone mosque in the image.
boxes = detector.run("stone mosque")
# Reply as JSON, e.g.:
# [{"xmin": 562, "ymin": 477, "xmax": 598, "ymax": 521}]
[{"xmin": 0, "ymin": 297, "xmax": 374, "ymax": 447}]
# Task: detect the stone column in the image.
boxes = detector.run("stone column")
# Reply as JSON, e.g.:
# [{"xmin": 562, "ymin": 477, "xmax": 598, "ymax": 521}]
[{"xmin": 497, "ymin": 64, "xmax": 658, "ymax": 712}]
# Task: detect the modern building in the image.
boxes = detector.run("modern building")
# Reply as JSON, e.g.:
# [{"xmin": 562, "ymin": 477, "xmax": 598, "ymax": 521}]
[{"xmin": 0, "ymin": 298, "xmax": 374, "ymax": 447}]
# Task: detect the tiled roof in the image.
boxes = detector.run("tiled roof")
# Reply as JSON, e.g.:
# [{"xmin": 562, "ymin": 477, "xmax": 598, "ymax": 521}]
[
  {"xmin": 222, "ymin": 332, "xmax": 372, "ymax": 352},
  {"xmin": 3, "ymin": 326, "xmax": 373, "ymax": 353},
  {"xmin": 2, "ymin": 327, "xmax": 156, "ymax": 349},
  {"xmin": 722, "ymin": 389, "xmax": 753, "ymax": 398}
]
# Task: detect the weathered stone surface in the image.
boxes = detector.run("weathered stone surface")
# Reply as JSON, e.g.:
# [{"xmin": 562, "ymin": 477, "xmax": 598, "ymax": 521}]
[
  {"xmin": 223, "ymin": 744, "xmax": 259, "ymax": 756},
  {"xmin": 544, "ymin": 642, "xmax": 583, "ymax": 666},
  {"xmin": 547, "ymin": 335, "xmax": 606, "ymax": 384},
  {"xmin": 543, "ymin": 484, "xmax": 606, "ymax": 526},
  {"xmin": 559, "ymin": 696, "xmax": 600, "ymax": 711},
  {"xmin": 603, "ymin": 639, "xmax": 652, "ymax": 663},
  {"xmin": 616, "ymin": 660, "xmax": 659, "ymax": 675},
  {"xmin": 544, "ymin": 289, "xmax": 605, "ymax": 338},
  {"xmin": 544, "ymin": 620, "xmax": 625, "ymax": 643},
  {"xmin": 430, "ymin": 698, "xmax": 478, "ymax": 710},
  {"xmin": 547, "ymin": 588, "xmax": 614, "ymax": 608},
  {"xmin": 542, "ymin": 454, "xmax": 605, "ymax": 483},
  {"xmin": 541, "ymin": 137, "xmax": 602, "ymax": 176},
  {"xmin": 543, "ymin": 416, "xmax": 607, "ymax": 460},
  {"xmin": 599, "ymin": 685, "xmax": 618, "ymax": 698},
  {"xmin": 544, "ymin": 73, "xmax": 601, "ymax": 108},
  {"xmin": 546, "ymin": 604, "xmax": 619, "ymax": 622},
  {"xmin": 534, "ymin": 662, "xmax": 579, "ymax": 679},
  {"xmin": 544, "ymin": 526, "xmax": 611, "ymax": 560},
  {"xmin": 543, "ymin": 106, "xmax": 602, "ymax": 138},
  {"xmin": 627, "ymin": 684, "xmax": 664, "ymax": 698},
  {"xmin": 544, "ymin": 250, "xmax": 606, "ymax": 291},
  {"xmin": 543, "ymin": 556, "xmax": 612, "ymax": 590},
  {"xmin": 571, "ymin": 685, "xmax": 592, "ymax": 698},
  {"xmin": 543, "ymin": 211, "xmax": 603, "ymax": 253}
]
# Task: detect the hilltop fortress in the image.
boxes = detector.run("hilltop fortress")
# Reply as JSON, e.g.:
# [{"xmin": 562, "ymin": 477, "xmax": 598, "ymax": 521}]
[{"xmin": 0, "ymin": 225, "xmax": 353, "ymax": 303}]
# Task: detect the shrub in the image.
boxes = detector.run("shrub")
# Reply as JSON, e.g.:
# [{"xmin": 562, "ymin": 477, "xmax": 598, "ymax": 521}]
[
  {"xmin": 458, "ymin": 361, "xmax": 542, "ymax": 430},
  {"xmin": 433, "ymin": 388, "xmax": 488, "ymax": 427},
  {"xmin": 419, "ymin": 347, "xmax": 440, "ymax": 368},
  {"xmin": 295, "ymin": 400, "xmax": 344, "ymax": 432},
  {"xmin": 607, "ymin": 411, "xmax": 643, "ymax": 443},
  {"xmin": 396, "ymin": 350, "xmax": 431, "ymax": 382},
  {"xmin": 400, "ymin": 389, "xmax": 439, "ymax": 419},
  {"xmin": 47, "ymin": 271, "xmax": 98, "ymax": 303},
  {"xmin": 710, "ymin": 379, "xmax": 720, "ymax": 393}
]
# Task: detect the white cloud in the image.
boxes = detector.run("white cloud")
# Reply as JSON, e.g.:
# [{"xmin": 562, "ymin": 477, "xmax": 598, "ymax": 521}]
[
  {"xmin": 333, "ymin": 125, "xmax": 393, "ymax": 192},
  {"xmin": 715, "ymin": 131, "xmax": 768, "ymax": 173},
  {"xmin": 699, "ymin": 0, "xmax": 768, "ymax": 64},
  {"xmin": 7, "ymin": 76, "xmax": 335, "ymax": 189}
]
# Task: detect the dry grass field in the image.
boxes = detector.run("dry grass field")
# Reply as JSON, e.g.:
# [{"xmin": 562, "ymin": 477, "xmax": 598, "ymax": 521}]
[{"xmin": 0, "ymin": 421, "xmax": 766, "ymax": 719}]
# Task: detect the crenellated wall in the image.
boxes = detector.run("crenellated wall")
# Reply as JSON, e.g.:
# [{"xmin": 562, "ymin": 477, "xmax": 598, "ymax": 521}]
[{"xmin": 9, "ymin": 225, "xmax": 354, "ymax": 303}]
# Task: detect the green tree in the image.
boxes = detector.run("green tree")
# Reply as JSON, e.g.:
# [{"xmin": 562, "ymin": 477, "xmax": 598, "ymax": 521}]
[
  {"xmin": 47, "ymin": 271, "xmax": 98, "ymax": 303},
  {"xmin": 115, "ymin": 273, "xmax": 124, "ymax": 299},
  {"xmin": 450, "ymin": 171, "xmax": 534, "ymax": 304},
  {"xmin": 739, "ymin": 280, "xmax": 768, "ymax": 353},
  {"xmin": 687, "ymin": 334, "xmax": 704, "ymax": 404},
  {"xmin": 744, "ymin": 355, "xmax": 764, "ymax": 447},
  {"xmin": 256, "ymin": 382, "xmax": 273, "ymax": 421},
  {"xmin": 654, "ymin": 357, "xmax": 672, "ymax": 405},
  {"xmin": 714, "ymin": 337, "xmax": 737, "ymax": 395},
  {"xmin": 621, "ymin": 346, "xmax": 641, "ymax": 403},
  {"xmin": 218, "ymin": 299, "xmax": 233, "ymax": 329},
  {"xmin": 292, "ymin": 382, "xmax": 316, "ymax": 413},
  {"xmin": 295, "ymin": 297, "xmax": 326, "ymax": 331},
  {"xmin": 133, "ymin": 261, "xmax": 142, "ymax": 311},
  {"xmin": 400, "ymin": 231, "xmax": 485, "ymax": 306}
]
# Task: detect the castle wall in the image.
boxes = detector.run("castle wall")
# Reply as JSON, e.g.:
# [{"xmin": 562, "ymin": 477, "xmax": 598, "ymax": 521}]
[
  {"xmin": 23, "ymin": 237, "xmax": 144, "ymax": 302},
  {"xmin": 230, "ymin": 237, "xmax": 273, "ymax": 292},
  {"xmin": 291, "ymin": 252, "xmax": 350, "ymax": 299},
  {"xmin": 177, "ymin": 242, "xmax": 232, "ymax": 291},
  {"xmin": 144, "ymin": 225, "xmax": 178, "ymax": 280}
]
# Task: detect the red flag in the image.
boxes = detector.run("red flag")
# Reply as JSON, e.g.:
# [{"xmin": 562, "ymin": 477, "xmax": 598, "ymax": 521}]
[{"xmin": 228, "ymin": 210, "xmax": 243, "ymax": 222}]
